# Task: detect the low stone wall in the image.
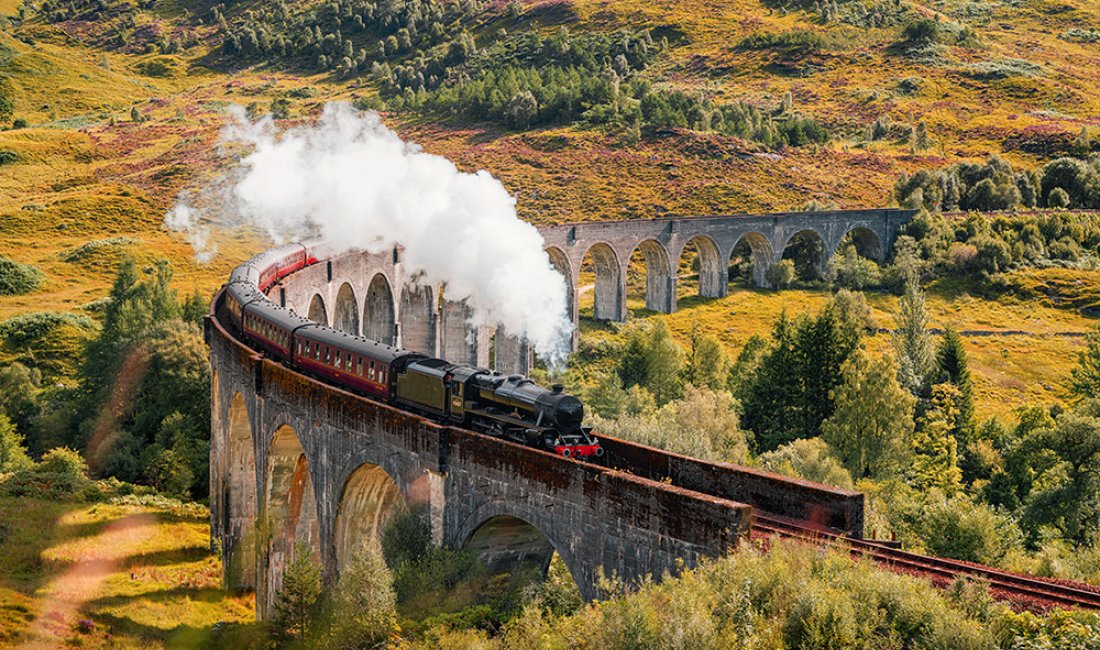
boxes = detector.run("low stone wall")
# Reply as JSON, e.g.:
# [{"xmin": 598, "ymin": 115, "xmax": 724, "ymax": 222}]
[{"xmin": 599, "ymin": 436, "xmax": 864, "ymax": 537}]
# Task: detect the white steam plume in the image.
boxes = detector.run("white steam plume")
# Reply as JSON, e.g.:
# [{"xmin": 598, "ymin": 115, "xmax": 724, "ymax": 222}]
[{"xmin": 167, "ymin": 102, "xmax": 573, "ymax": 366}]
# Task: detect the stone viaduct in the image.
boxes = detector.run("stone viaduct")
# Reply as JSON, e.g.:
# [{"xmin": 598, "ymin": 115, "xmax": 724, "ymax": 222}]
[
  {"xmin": 209, "ymin": 210, "xmax": 893, "ymax": 619},
  {"xmin": 265, "ymin": 208, "xmax": 913, "ymax": 374}
]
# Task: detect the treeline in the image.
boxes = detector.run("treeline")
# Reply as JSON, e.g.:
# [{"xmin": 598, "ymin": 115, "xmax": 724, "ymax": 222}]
[
  {"xmin": 895, "ymin": 209, "xmax": 1100, "ymax": 286},
  {"xmin": 896, "ymin": 153, "xmax": 1100, "ymax": 212},
  {"xmin": 206, "ymin": 0, "xmax": 830, "ymax": 144},
  {"xmin": 0, "ymin": 259, "xmax": 209, "ymax": 499},
  {"xmin": 374, "ymin": 26, "xmax": 829, "ymax": 144},
  {"xmin": 214, "ymin": 0, "xmax": 480, "ymax": 76}
]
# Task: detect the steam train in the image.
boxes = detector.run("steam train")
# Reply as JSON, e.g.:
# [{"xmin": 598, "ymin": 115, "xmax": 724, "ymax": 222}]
[{"xmin": 217, "ymin": 242, "xmax": 603, "ymax": 460}]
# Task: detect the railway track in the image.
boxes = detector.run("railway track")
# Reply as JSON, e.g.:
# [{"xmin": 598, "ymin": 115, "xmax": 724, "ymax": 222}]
[{"xmin": 752, "ymin": 512, "xmax": 1100, "ymax": 611}]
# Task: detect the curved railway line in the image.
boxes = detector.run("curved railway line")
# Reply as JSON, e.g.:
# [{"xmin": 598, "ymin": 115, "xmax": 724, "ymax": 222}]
[{"xmin": 752, "ymin": 512, "xmax": 1100, "ymax": 612}]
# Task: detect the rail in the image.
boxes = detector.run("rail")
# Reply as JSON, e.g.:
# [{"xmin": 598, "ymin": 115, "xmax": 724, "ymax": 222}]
[{"xmin": 752, "ymin": 512, "xmax": 1100, "ymax": 611}]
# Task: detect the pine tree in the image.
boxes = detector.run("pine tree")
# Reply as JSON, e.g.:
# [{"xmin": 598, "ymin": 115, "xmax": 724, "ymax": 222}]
[
  {"xmin": 584, "ymin": 371, "xmax": 629, "ymax": 419},
  {"xmin": 937, "ymin": 327, "xmax": 974, "ymax": 444},
  {"xmin": 274, "ymin": 543, "xmax": 322, "ymax": 639},
  {"xmin": 644, "ymin": 319, "xmax": 682, "ymax": 404},
  {"xmin": 910, "ymin": 383, "xmax": 964, "ymax": 493},
  {"xmin": 793, "ymin": 308, "xmax": 855, "ymax": 440},
  {"xmin": 740, "ymin": 312, "xmax": 802, "ymax": 452},
  {"xmin": 893, "ymin": 276, "xmax": 935, "ymax": 398},
  {"xmin": 684, "ymin": 325, "xmax": 729, "ymax": 391},
  {"xmin": 823, "ymin": 349, "xmax": 915, "ymax": 479},
  {"xmin": 327, "ymin": 541, "xmax": 397, "ymax": 647}
]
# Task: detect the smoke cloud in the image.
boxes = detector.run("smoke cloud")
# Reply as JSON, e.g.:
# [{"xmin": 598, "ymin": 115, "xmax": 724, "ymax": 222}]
[{"xmin": 167, "ymin": 102, "xmax": 573, "ymax": 366}]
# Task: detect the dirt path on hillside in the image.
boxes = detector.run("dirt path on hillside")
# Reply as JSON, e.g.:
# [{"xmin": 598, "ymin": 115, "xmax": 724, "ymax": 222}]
[{"xmin": 19, "ymin": 513, "xmax": 157, "ymax": 649}]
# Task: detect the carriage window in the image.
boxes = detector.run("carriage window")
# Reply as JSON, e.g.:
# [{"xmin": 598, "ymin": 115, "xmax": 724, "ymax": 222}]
[
  {"xmin": 335, "ymin": 354, "xmax": 342, "ymax": 369},
  {"xmin": 325, "ymin": 349, "xmax": 331, "ymax": 364},
  {"xmin": 369, "ymin": 361, "xmax": 376, "ymax": 381},
  {"xmin": 356, "ymin": 357, "xmax": 363, "ymax": 375},
  {"xmin": 314, "ymin": 345, "xmax": 320, "ymax": 360}
]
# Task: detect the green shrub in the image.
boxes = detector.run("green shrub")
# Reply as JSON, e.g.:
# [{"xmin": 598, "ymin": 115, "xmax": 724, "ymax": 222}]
[
  {"xmin": 1048, "ymin": 187, "xmax": 1071, "ymax": 209},
  {"xmin": 0, "ymin": 448, "xmax": 91, "ymax": 500},
  {"xmin": 0, "ymin": 257, "xmax": 44, "ymax": 295},
  {"xmin": 137, "ymin": 57, "xmax": 176, "ymax": 78},
  {"xmin": 38, "ymin": 447, "xmax": 88, "ymax": 477},
  {"xmin": 0, "ymin": 312, "xmax": 96, "ymax": 347},
  {"xmin": 0, "ymin": 149, "xmax": 20, "ymax": 165},
  {"xmin": 1062, "ymin": 28, "xmax": 1100, "ymax": 44},
  {"xmin": 60, "ymin": 237, "xmax": 140, "ymax": 263},
  {"xmin": 920, "ymin": 495, "xmax": 1022, "ymax": 564},
  {"xmin": 965, "ymin": 58, "xmax": 1043, "ymax": 80},
  {"xmin": 784, "ymin": 584, "xmax": 861, "ymax": 649}
]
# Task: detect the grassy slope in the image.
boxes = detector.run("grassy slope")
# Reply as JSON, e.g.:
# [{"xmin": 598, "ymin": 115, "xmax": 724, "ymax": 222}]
[
  {"xmin": 594, "ymin": 275, "xmax": 1096, "ymax": 420},
  {"xmin": 0, "ymin": 497, "xmax": 251, "ymax": 648},
  {"xmin": 0, "ymin": 0, "xmax": 1096, "ymax": 400}
]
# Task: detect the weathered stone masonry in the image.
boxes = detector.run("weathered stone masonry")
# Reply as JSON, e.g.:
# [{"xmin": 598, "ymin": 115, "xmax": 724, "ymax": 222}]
[{"xmin": 210, "ymin": 311, "xmax": 758, "ymax": 618}]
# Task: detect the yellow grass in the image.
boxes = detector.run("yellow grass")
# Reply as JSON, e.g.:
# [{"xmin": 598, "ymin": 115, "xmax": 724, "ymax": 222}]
[{"xmin": 0, "ymin": 497, "xmax": 252, "ymax": 649}]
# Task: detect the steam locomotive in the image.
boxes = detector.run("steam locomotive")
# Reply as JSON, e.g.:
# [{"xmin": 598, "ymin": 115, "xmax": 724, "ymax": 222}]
[{"xmin": 217, "ymin": 242, "xmax": 603, "ymax": 460}]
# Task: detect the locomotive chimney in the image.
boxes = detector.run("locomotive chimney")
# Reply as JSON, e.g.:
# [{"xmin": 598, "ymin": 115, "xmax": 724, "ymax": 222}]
[{"xmin": 551, "ymin": 383, "xmax": 563, "ymax": 394}]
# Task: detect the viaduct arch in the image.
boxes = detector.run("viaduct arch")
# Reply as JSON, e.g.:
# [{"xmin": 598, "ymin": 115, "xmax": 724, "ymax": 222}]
[{"xmin": 265, "ymin": 209, "xmax": 911, "ymax": 373}]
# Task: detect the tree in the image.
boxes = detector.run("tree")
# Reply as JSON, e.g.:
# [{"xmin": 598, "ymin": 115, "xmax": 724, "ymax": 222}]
[
  {"xmin": 759, "ymin": 437, "xmax": 853, "ymax": 488},
  {"xmin": 823, "ymin": 349, "xmax": 915, "ymax": 479},
  {"xmin": 738, "ymin": 313, "xmax": 801, "ymax": 452},
  {"xmin": 618, "ymin": 323, "xmax": 649, "ymax": 389},
  {"xmin": 828, "ymin": 289, "xmax": 874, "ymax": 341},
  {"xmin": 274, "ymin": 543, "xmax": 323, "ymax": 640},
  {"xmin": 590, "ymin": 386, "xmax": 749, "ymax": 462},
  {"xmin": 326, "ymin": 541, "xmax": 397, "ymax": 648},
  {"xmin": 1041, "ymin": 157, "xmax": 1099, "ymax": 208},
  {"xmin": 793, "ymin": 308, "xmax": 855, "ymax": 441},
  {"xmin": 0, "ymin": 362, "xmax": 41, "ymax": 441},
  {"xmin": 615, "ymin": 320, "xmax": 682, "ymax": 404},
  {"xmin": 506, "ymin": 90, "xmax": 539, "ymax": 129},
  {"xmin": 584, "ymin": 371, "xmax": 630, "ymax": 419},
  {"xmin": 1070, "ymin": 324, "xmax": 1100, "ymax": 400},
  {"xmin": 728, "ymin": 334, "xmax": 767, "ymax": 396},
  {"xmin": 644, "ymin": 320, "xmax": 683, "ymax": 404},
  {"xmin": 0, "ymin": 414, "xmax": 32, "ymax": 472},
  {"xmin": 828, "ymin": 245, "xmax": 881, "ymax": 290},
  {"xmin": 936, "ymin": 327, "xmax": 974, "ymax": 446},
  {"xmin": 683, "ymin": 325, "xmax": 729, "ymax": 390},
  {"xmin": 910, "ymin": 383, "xmax": 963, "ymax": 493},
  {"xmin": 765, "ymin": 259, "xmax": 795, "ymax": 290},
  {"xmin": 73, "ymin": 259, "xmax": 209, "ymax": 493},
  {"xmin": 1019, "ymin": 412, "xmax": 1100, "ymax": 543},
  {"xmin": 893, "ymin": 276, "xmax": 935, "ymax": 398}
]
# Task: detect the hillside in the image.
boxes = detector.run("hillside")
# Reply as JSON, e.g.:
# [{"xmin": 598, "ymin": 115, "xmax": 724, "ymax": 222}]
[{"xmin": 1, "ymin": 0, "xmax": 1098, "ymax": 414}]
